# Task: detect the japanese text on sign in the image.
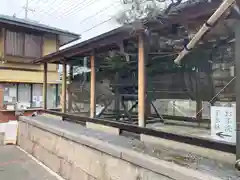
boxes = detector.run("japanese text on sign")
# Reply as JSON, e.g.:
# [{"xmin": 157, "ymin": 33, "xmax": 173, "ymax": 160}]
[{"xmin": 211, "ymin": 106, "xmax": 236, "ymax": 143}]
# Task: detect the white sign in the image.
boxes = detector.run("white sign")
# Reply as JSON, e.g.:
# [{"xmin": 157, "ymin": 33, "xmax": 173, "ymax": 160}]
[
  {"xmin": 6, "ymin": 105, "xmax": 15, "ymax": 110},
  {"xmin": 211, "ymin": 106, "xmax": 236, "ymax": 143}
]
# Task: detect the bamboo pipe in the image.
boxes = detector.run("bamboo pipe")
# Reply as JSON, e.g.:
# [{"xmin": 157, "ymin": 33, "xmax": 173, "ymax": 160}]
[{"xmin": 174, "ymin": 0, "xmax": 235, "ymax": 65}]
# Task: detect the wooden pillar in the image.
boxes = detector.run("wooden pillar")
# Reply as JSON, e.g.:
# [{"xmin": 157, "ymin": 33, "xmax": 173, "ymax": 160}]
[
  {"xmin": 0, "ymin": 85, "xmax": 4, "ymax": 110},
  {"xmin": 114, "ymin": 72, "xmax": 120, "ymax": 120},
  {"xmin": 235, "ymin": 21, "xmax": 240, "ymax": 160},
  {"xmin": 68, "ymin": 65, "xmax": 73, "ymax": 112},
  {"xmin": 138, "ymin": 33, "xmax": 146, "ymax": 127},
  {"xmin": 83, "ymin": 57, "xmax": 88, "ymax": 81},
  {"xmin": 61, "ymin": 61, "xmax": 67, "ymax": 113},
  {"xmin": 1, "ymin": 28, "xmax": 5, "ymax": 60},
  {"xmin": 90, "ymin": 54, "xmax": 96, "ymax": 118},
  {"xmin": 195, "ymin": 68, "xmax": 202, "ymax": 124},
  {"xmin": 43, "ymin": 63, "xmax": 47, "ymax": 110}
]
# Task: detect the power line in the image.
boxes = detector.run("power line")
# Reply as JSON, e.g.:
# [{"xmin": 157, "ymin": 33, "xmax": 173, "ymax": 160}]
[
  {"xmin": 14, "ymin": 0, "xmax": 120, "ymax": 37},
  {"xmin": 78, "ymin": 2, "xmax": 119, "ymax": 25},
  {"xmin": 28, "ymin": 0, "xmax": 114, "ymax": 29},
  {"xmin": 80, "ymin": 16, "xmax": 115, "ymax": 34},
  {"xmin": 41, "ymin": 0, "xmax": 117, "ymax": 28},
  {"xmin": 54, "ymin": 0, "xmax": 95, "ymax": 20},
  {"xmin": 38, "ymin": 0, "xmax": 94, "ymax": 22},
  {"xmin": 33, "ymin": 0, "xmax": 62, "ymax": 17},
  {"xmin": 36, "ymin": 0, "xmax": 71, "ymax": 21}
]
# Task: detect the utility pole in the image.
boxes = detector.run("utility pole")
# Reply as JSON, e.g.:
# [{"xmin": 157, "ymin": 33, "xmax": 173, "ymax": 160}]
[{"xmin": 23, "ymin": 0, "xmax": 35, "ymax": 19}]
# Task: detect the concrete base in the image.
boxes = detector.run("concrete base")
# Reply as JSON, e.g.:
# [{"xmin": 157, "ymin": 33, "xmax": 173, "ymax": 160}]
[
  {"xmin": 42, "ymin": 113, "xmax": 62, "ymax": 120},
  {"xmin": 140, "ymin": 134, "xmax": 235, "ymax": 164},
  {"xmin": 17, "ymin": 116, "xmax": 237, "ymax": 180},
  {"xmin": 86, "ymin": 122, "xmax": 120, "ymax": 135}
]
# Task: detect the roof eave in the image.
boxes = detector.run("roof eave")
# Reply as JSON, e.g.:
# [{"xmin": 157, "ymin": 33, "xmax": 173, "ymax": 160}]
[
  {"xmin": 0, "ymin": 16, "xmax": 80, "ymax": 38},
  {"xmin": 59, "ymin": 36, "xmax": 81, "ymax": 47},
  {"xmin": 34, "ymin": 26, "xmax": 132, "ymax": 64}
]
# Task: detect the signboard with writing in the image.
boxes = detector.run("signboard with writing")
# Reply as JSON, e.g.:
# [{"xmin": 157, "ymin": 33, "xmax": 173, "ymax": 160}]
[{"xmin": 211, "ymin": 106, "xmax": 236, "ymax": 143}]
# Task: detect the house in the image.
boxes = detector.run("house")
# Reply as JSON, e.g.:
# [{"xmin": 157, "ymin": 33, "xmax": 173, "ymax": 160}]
[{"xmin": 0, "ymin": 14, "xmax": 80, "ymax": 122}]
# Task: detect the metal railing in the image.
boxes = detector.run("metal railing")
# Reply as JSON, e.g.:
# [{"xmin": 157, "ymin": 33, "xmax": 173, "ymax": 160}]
[{"xmin": 43, "ymin": 109, "xmax": 235, "ymax": 154}]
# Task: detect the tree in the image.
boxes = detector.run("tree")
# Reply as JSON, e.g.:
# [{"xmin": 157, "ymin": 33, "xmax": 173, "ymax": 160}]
[{"xmin": 116, "ymin": 0, "xmax": 183, "ymax": 25}]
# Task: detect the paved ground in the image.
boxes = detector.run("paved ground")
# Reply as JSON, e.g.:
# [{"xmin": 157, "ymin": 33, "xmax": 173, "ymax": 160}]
[{"xmin": 0, "ymin": 146, "xmax": 59, "ymax": 180}]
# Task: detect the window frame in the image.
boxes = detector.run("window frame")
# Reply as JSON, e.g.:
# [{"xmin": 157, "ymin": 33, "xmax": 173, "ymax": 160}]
[
  {"xmin": 1, "ymin": 83, "xmax": 59, "ymax": 110},
  {"xmin": 4, "ymin": 29, "xmax": 43, "ymax": 59},
  {"xmin": 24, "ymin": 33, "xmax": 43, "ymax": 58},
  {"xmin": 17, "ymin": 83, "xmax": 32, "ymax": 108},
  {"xmin": 32, "ymin": 84, "xmax": 43, "ymax": 108},
  {"xmin": 2, "ymin": 83, "xmax": 18, "ymax": 106}
]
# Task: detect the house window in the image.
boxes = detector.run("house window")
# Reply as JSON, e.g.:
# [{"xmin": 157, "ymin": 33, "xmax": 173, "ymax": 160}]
[
  {"xmin": 57, "ymin": 84, "xmax": 61, "ymax": 107},
  {"xmin": 5, "ymin": 31, "xmax": 24, "ymax": 56},
  {"xmin": 1, "ymin": 83, "xmax": 59, "ymax": 110},
  {"xmin": 32, "ymin": 84, "xmax": 43, "ymax": 108},
  {"xmin": 3, "ymin": 84, "xmax": 17, "ymax": 105},
  {"xmin": 47, "ymin": 84, "xmax": 56, "ymax": 108},
  {"xmin": 17, "ymin": 84, "xmax": 31, "ymax": 109},
  {"xmin": 24, "ymin": 34, "xmax": 42, "ymax": 58},
  {"xmin": 5, "ymin": 30, "xmax": 42, "ymax": 58}
]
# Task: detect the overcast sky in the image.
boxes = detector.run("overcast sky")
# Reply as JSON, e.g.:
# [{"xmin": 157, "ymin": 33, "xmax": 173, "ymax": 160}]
[{"xmin": 1, "ymin": 0, "xmax": 123, "ymax": 45}]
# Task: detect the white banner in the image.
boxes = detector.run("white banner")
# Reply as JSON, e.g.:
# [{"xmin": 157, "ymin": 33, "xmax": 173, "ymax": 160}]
[{"xmin": 211, "ymin": 106, "xmax": 236, "ymax": 144}]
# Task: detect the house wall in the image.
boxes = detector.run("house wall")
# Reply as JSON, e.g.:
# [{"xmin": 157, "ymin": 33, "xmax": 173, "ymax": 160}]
[
  {"xmin": 0, "ymin": 70, "xmax": 59, "ymax": 83},
  {"xmin": 0, "ymin": 27, "xmax": 61, "ymax": 122},
  {"xmin": 0, "ymin": 28, "xmax": 59, "ymax": 83},
  {"xmin": 41, "ymin": 34, "xmax": 59, "ymax": 72},
  {"xmin": 0, "ymin": 109, "xmax": 42, "ymax": 123}
]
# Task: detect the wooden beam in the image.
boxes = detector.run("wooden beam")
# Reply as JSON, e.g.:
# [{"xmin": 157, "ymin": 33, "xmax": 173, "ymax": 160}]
[
  {"xmin": 68, "ymin": 65, "xmax": 73, "ymax": 112},
  {"xmin": 0, "ymin": 66, "xmax": 42, "ymax": 72},
  {"xmin": 43, "ymin": 63, "xmax": 47, "ymax": 110},
  {"xmin": 61, "ymin": 61, "xmax": 67, "ymax": 113},
  {"xmin": 90, "ymin": 54, "xmax": 96, "ymax": 118},
  {"xmin": 138, "ymin": 33, "xmax": 146, "ymax": 127},
  {"xmin": 34, "ymin": 30, "xmax": 132, "ymax": 65}
]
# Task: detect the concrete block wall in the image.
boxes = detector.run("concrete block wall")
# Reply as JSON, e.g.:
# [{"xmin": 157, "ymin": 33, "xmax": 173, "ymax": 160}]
[{"xmin": 17, "ymin": 117, "xmax": 221, "ymax": 180}]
